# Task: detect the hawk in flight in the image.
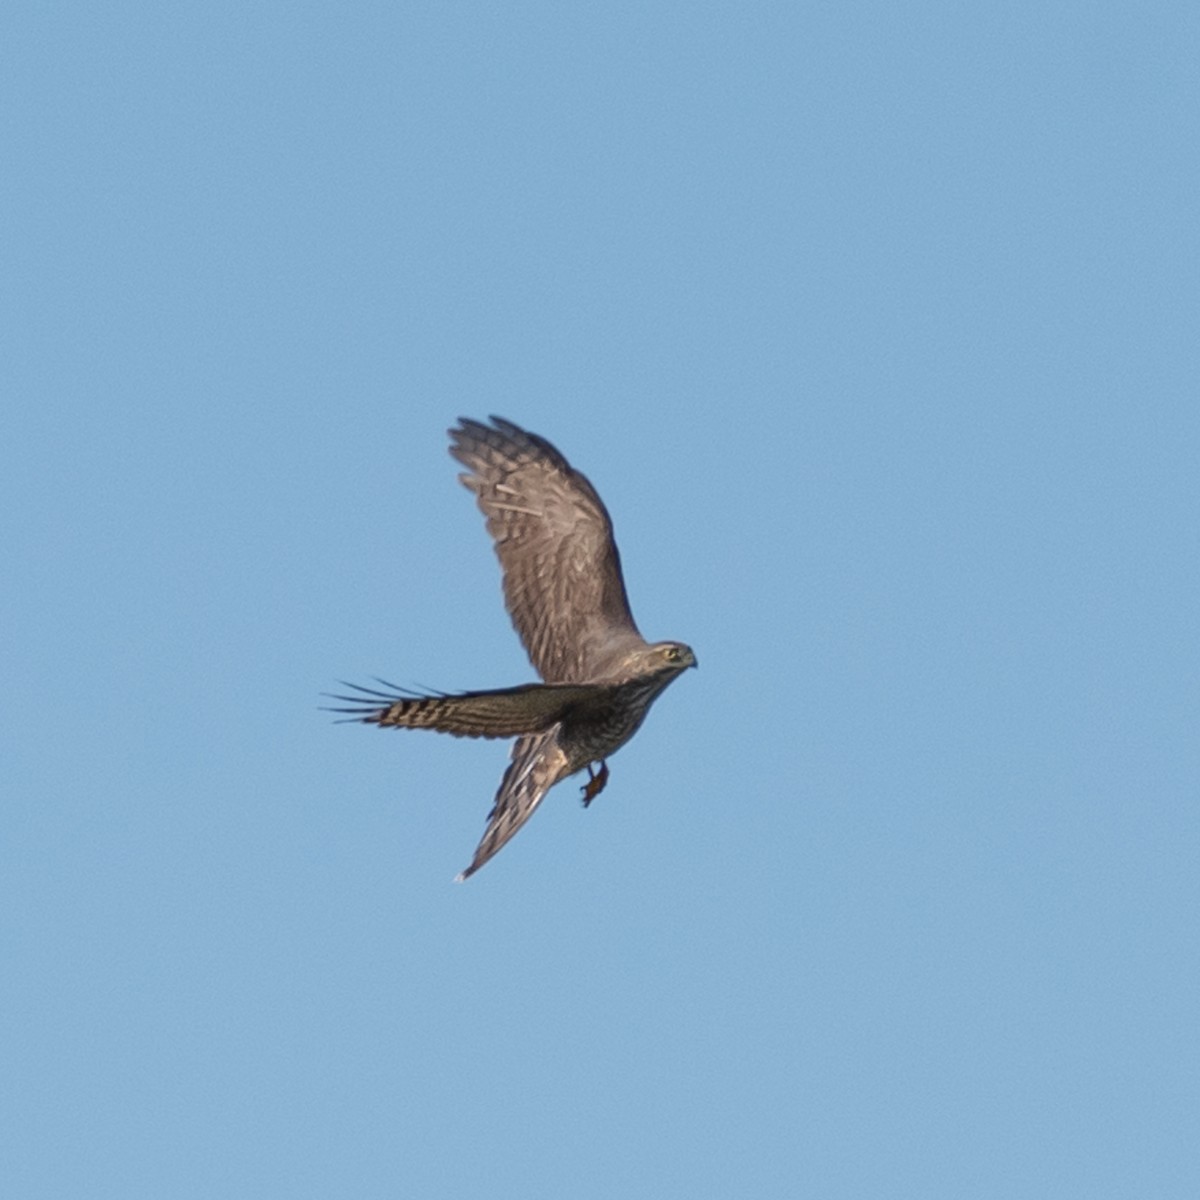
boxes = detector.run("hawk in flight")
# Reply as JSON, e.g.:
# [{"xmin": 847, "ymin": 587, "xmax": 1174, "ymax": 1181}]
[{"xmin": 330, "ymin": 417, "xmax": 696, "ymax": 880}]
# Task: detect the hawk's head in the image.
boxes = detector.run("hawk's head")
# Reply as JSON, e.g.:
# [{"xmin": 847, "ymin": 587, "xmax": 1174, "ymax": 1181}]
[{"xmin": 649, "ymin": 641, "xmax": 698, "ymax": 672}]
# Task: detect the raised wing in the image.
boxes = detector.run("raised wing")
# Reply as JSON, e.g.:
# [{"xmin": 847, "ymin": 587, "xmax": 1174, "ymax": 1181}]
[{"xmin": 449, "ymin": 417, "xmax": 644, "ymax": 683}]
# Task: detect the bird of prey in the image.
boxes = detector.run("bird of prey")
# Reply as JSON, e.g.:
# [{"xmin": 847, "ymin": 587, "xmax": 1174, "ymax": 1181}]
[{"xmin": 329, "ymin": 417, "xmax": 696, "ymax": 880}]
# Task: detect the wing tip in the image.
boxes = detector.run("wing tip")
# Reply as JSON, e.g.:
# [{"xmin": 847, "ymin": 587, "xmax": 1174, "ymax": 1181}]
[{"xmin": 448, "ymin": 416, "xmax": 537, "ymax": 458}]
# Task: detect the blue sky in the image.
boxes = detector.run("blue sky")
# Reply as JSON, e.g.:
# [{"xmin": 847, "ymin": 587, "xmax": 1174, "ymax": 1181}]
[{"xmin": 3, "ymin": 2, "xmax": 1197, "ymax": 1196}]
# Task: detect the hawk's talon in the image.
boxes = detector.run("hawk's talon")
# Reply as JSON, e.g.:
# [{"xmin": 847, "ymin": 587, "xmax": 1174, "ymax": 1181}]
[{"xmin": 581, "ymin": 761, "xmax": 609, "ymax": 808}]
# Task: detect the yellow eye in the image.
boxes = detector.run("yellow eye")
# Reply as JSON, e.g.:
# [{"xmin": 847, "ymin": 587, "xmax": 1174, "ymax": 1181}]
[{"xmin": 664, "ymin": 646, "xmax": 681, "ymax": 663}]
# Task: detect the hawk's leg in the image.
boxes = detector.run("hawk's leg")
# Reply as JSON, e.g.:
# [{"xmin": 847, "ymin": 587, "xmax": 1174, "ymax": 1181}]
[{"xmin": 581, "ymin": 761, "xmax": 609, "ymax": 808}]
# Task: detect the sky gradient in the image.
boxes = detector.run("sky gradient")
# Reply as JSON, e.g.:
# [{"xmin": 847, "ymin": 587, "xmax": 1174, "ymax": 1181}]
[{"xmin": 3, "ymin": 2, "xmax": 1197, "ymax": 1196}]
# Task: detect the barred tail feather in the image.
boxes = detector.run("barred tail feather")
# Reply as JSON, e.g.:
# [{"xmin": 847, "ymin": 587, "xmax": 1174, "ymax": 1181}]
[{"xmin": 323, "ymin": 680, "xmax": 596, "ymax": 739}]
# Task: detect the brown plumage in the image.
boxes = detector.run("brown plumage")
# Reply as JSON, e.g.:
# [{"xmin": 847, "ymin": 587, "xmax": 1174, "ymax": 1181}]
[{"xmin": 329, "ymin": 417, "xmax": 696, "ymax": 880}]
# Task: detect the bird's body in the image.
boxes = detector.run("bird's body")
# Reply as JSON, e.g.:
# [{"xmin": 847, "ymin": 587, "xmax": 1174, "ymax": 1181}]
[{"xmin": 330, "ymin": 417, "xmax": 696, "ymax": 879}]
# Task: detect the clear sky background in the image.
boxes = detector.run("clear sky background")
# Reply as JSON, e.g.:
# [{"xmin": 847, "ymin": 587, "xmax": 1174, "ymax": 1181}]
[{"xmin": 3, "ymin": 3, "xmax": 1197, "ymax": 1197}]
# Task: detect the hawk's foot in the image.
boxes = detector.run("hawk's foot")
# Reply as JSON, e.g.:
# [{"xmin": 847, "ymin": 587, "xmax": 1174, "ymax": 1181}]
[{"xmin": 581, "ymin": 761, "xmax": 609, "ymax": 808}]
